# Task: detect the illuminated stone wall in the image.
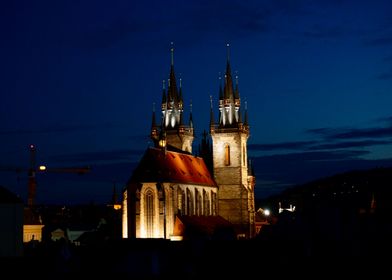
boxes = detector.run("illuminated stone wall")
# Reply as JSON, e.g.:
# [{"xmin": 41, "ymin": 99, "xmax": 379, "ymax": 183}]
[
  {"xmin": 125, "ymin": 182, "xmax": 218, "ymax": 239},
  {"xmin": 211, "ymin": 131, "xmax": 255, "ymax": 238}
]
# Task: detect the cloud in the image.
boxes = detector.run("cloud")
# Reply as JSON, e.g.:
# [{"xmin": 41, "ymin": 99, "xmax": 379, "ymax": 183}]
[
  {"xmin": 252, "ymin": 150, "xmax": 392, "ymax": 199},
  {"xmin": 383, "ymin": 55, "xmax": 392, "ymax": 62},
  {"xmin": 0, "ymin": 122, "xmax": 121, "ymax": 136},
  {"xmin": 376, "ymin": 72, "xmax": 392, "ymax": 80},
  {"xmin": 50, "ymin": 149, "xmax": 144, "ymax": 164},
  {"xmin": 309, "ymin": 140, "xmax": 392, "ymax": 150},
  {"xmin": 248, "ymin": 141, "xmax": 316, "ymax": 151},
  {"xmin": 74, "ymin": 19, "xmax": 162, "ymax": 50},
  {"xmin": 376, "ymin": 116, "xmax": 392, "ymax": 124},
  {"xmin": 255, "ymin": 150, "xmax": 369, "ymax": 162},
  {"xmin": 185, "ymin": 0, "xmax": 270, "ymax": 37},
  {"xmin": 365, "ymin": 36, "xmax": 392, "ymax": 46},
  {"xmin": 327, "ymin": 127, "xmax": 392, "ymax": 140},
  {"xmin": 302, "ymin": 25, "xmax": 344, "ymax": 39},
  {"xmin": 306, "ymin": 124, "xmax": 392, "ymax": 140},
  {"xmin": 249, "ymin": 138, "xmax": 392, "ymax": 154}
]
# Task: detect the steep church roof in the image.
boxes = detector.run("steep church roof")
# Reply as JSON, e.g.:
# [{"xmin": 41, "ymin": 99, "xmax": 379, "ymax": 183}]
[{"xmin": 128, "ymin": 147, "xmax": 216, "ymax": 187}]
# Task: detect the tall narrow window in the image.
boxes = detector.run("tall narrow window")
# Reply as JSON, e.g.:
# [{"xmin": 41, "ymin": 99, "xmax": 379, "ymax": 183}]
[
  {"xmin": 177, "ymin": 189, "xmax": 185, "ymax": 215},
  {"xmin": 187, "ymin": 188, "xmax": 193, "ymax": 215},
  {"xmin": 211, "ymin": 192, "xmax": 217, "ymax": 216},
  {"xmin": 243, "ymin": 145, "xmax": 246, "ymax": 166},
  {"xmin": 225, "ymin": 144, "xmax": 230, "ymax": 166},
  {"xmin": 195, "ymin": 189, "xmax": 202, "ymax": 216},
  {"xmin": 145, "ymin": 190, "xmax": 154, "ymax": 238},
  {"xmin": 203, "ymin": 190, "xmax": 210, "ymax": 215}
]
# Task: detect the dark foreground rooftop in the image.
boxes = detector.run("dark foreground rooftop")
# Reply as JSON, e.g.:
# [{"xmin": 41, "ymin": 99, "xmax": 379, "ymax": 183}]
[{"xmin": 1, "ymin": 236, "xmax": 390, "ymax": 279}]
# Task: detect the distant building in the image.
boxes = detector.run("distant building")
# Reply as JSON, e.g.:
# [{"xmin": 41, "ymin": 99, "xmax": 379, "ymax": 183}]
[
  {"xmin": 122, "ymin": 46, "xmax": 256, "ymax": 239},
  {"xmin": 23, "ymin": 207, "xmax": 44, "ymax": 243},
  {"xmin": 0, "ymin": 185, "xmax": 23, "ymax": 257}
]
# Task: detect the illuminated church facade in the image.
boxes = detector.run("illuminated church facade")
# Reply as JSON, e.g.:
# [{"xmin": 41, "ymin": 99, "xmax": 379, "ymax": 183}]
[{"xmin": 122, "ymin": 46, "xmax": 256, "ymax": 240}]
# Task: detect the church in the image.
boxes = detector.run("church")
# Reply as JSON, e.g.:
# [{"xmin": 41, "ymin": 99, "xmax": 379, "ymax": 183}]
[{"xmin": 122, "ymin": 46, "xmax": 256, "ymax": 240}]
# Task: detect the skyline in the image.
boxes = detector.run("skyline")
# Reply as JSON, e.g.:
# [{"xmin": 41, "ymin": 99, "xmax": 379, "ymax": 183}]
[{"xmin": 1, "ymin": 0, "xmax": 392, "ymax": 204}]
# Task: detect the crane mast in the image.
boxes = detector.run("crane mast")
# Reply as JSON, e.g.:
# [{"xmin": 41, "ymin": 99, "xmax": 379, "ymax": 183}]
[
  {"xmin": 26, "ymin": 145, "xmax": 90, "ymax": 207},
  {"xmin": 27, "ymin": 145, "xmax": 37, "ymax": 207}
]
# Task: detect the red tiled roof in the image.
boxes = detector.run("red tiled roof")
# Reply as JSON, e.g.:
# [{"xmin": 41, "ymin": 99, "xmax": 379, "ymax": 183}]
[
  {"xmin": 129, "ymin": 147, "xmax": 216, "ymax": 187},
  {"xmin": 173, "ymin": 215, "xmax": 234, "ymax": 238}
]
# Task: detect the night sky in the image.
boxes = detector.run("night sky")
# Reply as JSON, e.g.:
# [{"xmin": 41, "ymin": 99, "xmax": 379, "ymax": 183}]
[{"xmin": 1, "ymin": 0, "xmax": 392, "ymax": 205}]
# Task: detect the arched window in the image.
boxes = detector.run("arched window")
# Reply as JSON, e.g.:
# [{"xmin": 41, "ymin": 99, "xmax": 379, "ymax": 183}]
[
  {"xmin": 177, "ymin": 189, "xmax": 185, "ymax": 215},
  {"xmin": 225, "ymin": 144, "xmax": 230, "ymax": 166},
  {"xmin": 186, "ymin": 188, "xmax": 193, "ymax": 215},
  {"xmin": 211, "ymin": 192, "xmax": 217, "ymax": 216},
  {"xmin": 145, "ymin": 190, "xmax": 154, "ymax": 238},
  {"xmin": 203, "ymin": 190, "xmax": 210, "ymax": 215},
  {"xmin": 195, "ymin": 189, "xmax": 202, "ymax": 216}
]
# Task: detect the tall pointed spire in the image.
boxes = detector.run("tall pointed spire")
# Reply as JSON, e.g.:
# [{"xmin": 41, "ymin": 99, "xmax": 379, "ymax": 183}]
[
  {"xmin": 170, "ymin": 41, "xmax": 174, "ymax": 66},
  {"xmin": 224, "ymin": 43, "xmax": 234, "ymax": 100},
  {"xmin": 151, "ymin": 102, "xmax": 159, "ymax": 141},
  {"xmin": 234, "ymin": 71, "xmax": 240, "ymax": 100},
  {"xmin": 179, "ymin": 76, "xmax": 183, "ymax": 104},
  {"xmin": 226, "ymin": 42, "xmax": 230, "ymax": 63},
  {"xmin": 151, "ymin": 102, "xmax": 157, "ymax": 128},
  {"xmin": 218, "ymin": 74, "xmax": 223, "ymax": 100},
  {"xmin": 189, "ymin": 100, "xmax": 193, "ymax": 128},
  {"xmin": 209, "ymin": 95, "xmax": 215, "ymax": 127},
  {"xmin": 168, "ymin": 42, "xmax": 178, "ymax": 103},
  {"xmin": 161, "ymin": 80, "xmax": 166, "ymax": 104},
  {"xmin": 244, "ymin": 100, "xmax": 249, "ymax": 126},
  {"xmin": 155, "ymin": 44, "xmax": 194, "ymax": 152}
]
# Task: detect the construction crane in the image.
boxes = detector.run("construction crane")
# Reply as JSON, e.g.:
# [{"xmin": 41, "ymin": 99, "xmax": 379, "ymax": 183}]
[{"xmin": 1, "ymin": 144, "xmax": 90, "ymax": 207}]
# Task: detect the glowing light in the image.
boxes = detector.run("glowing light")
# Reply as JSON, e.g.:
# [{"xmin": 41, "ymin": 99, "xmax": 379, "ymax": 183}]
[
  {"xmin": 39, "ymin": 165, "xmax": 46, "ymax": 171},
  {"xmin": 264, "ymin": 209, "xmax": 270, "ymax": 216},
  {"xmin": 170, "ymin": 235, "xmax": 183, "ymax": 241},
  {"xmin": 159, "ymin": 138, "xmax": 167, "ymax": 148}
]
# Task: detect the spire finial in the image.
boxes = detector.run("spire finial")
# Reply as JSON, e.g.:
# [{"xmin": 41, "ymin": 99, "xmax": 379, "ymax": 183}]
[
  {"xmin": 190, "ymin": 99, "xmax": 193, "ymax": 112},
  {"xmin": 153, "ymin": 102, "xmax": 155, "ymax": 112},
  {"xmin": 245, "ymin": 100, "xmax": 248, "ymax": 110},
  {"xmin": 162, "ymin": 80, "xmax": 165, "ymax": 90},
  {"xmin": 226, "ymin": 43, "xmax": 230, "ymax": 62},
  {"xmin": 170, "ymin": 42, "xmax": 174, "ymax": 66},
  {"xmin": 235, "ymin": 70, "xmax": 239, "ymax": 85},
  {"xmin": 179, "ymin": 75, "xmax": 182, "ymax": 88},
  {"xmin": 210, "ymin": 95, "xmax": 213, "ymax": 109}
]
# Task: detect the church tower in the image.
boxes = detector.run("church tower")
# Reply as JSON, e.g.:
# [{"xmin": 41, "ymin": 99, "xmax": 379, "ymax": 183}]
[
  {"xmin": 151, "ymin": 44, "xmax": 194, "ymax": 153},
  {"xmin": 210, "ymin": 44, "xmax": 256, "ymax": 238}
]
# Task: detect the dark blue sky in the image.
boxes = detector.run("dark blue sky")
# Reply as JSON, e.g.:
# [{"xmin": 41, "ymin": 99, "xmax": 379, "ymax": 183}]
[{"xmin": 1, "ymin": 0, "xmax": 392, "ymax": 205}]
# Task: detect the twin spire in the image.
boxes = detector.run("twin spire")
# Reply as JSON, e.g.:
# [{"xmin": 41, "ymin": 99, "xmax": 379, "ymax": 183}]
[
  {"xmin": 151, "ymin": 43, "xmax": 194, "ymax": 150},
  {"xmin": 151, "ymin": 43, "xmax": 250, "ymax": 148},
  {"xmin": 212, "ymin": 43, "xmax": 248, "ymax": 129}
]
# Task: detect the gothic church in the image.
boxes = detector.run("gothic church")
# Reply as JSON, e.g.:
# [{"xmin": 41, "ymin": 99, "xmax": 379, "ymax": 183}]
[{"xmin": 122, "ymin": 46, "xmax": 256, "ymax": 239}]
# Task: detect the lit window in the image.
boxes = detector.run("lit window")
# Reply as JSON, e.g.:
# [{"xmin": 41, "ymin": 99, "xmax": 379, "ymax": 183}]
[
  {"xmin": 145, "ymin": 190, "xmax": 154, "ymax": 238},
  {"xmin": 225, "ymin": 144, "xmax": 230, "ymax": 166}
]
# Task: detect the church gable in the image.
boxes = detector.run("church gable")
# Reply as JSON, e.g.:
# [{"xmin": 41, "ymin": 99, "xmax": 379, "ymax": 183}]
[{"xmin": 128, "ymin": 147, "xmax": 216, "ymax": 187}]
